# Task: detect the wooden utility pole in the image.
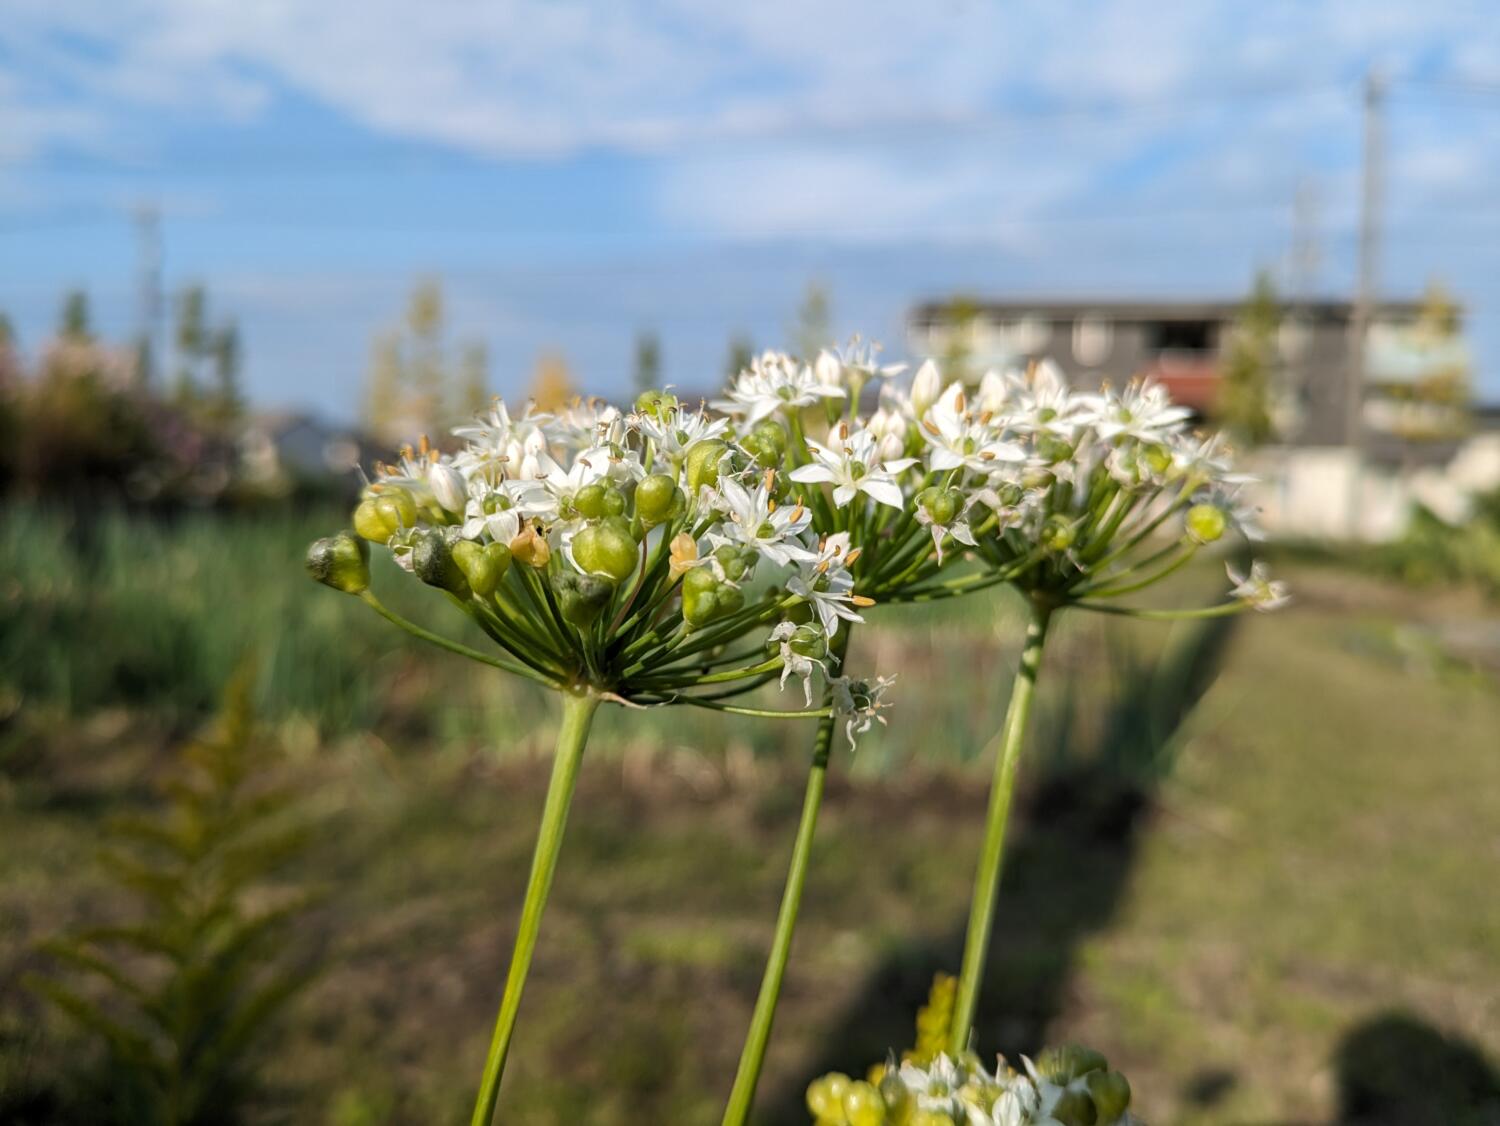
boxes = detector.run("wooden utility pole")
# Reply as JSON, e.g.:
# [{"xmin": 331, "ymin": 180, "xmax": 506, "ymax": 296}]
[{"xmin": 1346, "ymin": 68, "xmax": 1385, "ymax": 538}]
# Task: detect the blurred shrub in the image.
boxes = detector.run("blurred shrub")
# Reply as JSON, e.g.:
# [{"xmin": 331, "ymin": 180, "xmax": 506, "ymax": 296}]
[
  {"xmin": 1370, "ymin": 490, "xmax": 1500, "ymax": 598},
  {"xmin": 25, "ymin": 670, "xmax": 321, "ymax": 1125}
]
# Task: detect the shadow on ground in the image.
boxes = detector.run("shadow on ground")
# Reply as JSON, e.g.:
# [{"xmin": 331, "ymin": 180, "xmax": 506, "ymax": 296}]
[
  {"xmin": 1332, "ymin": 1010, "xmax": 1500, "ymax": 1126},
  {"xmin": 760, "ymin": 614, "xmax": 1238, "ymax": 1121}
]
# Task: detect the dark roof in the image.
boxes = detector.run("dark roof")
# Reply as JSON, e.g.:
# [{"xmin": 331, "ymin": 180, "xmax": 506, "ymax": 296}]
[{"xmin": 909, "ymin": 296, "xmax": 1439, "ymax": 326}]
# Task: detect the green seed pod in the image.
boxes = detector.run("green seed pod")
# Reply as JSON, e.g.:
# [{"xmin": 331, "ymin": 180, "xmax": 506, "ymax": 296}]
[
  {"xmin": 1038, "ymin": 434, "xmax": 1075, "ymax": 464},
  {"xmin": 1035, "ymin": 1045, "xmax": 1108, "ymax": 1084},
  {"xmin": 636, "ymin": 473, "xmax": 683, "ymax": 527},
  {"xmin": 1087, "ymin": 1069, "xmax": 1132, "ymax": 1124},
  {"xmin": 573, "ymin": 520, "xmax": 640, "ymax": 582},
  {"xmin": 375, "ymin": 489, "xmax": 417, "ymax": 534},
  {"xmin": 1051, "ymin": 1088, "xmax": 1098, "ymax": 1126},
  {"xmin": 305, "ymin": 532, "xmax": 370, "ymax": 594},
  {"xmin": 682, "ymin": 565, "xmax": 724, "ymax": 627},
  {"xmin": 787, "ymin": 623, "xmax": 827, "ymax": 660},
  {"xmin": 553, "ymin": 570, "xmax": 614, "ymax": 626},
  {"xmin": 842, "ymin": 1080, "xmax": 885, "ymax": 1126},
  {"xmin": 742, "ymin": 419, "xmax": 789, "ymax": 468},
  {"xmin": 806, "ymin": 1073, "xmax": 851, "ymax": 1122},
  {"xmin": 910, "ymin": 1111, "xmax": 957, "ymax": 1126},
  {"xmin": 353, "ymin": 499, "xmax": 391, "ymax": 543},
  {"xmin": 918, "ymin": 485, "xmax": 961, "ymax": 526},
  {"xmin": 452, "ymin": 539, "xmax": 511, "ymax": 596},
  {"xmin": 685, "ymin": 439, "xmax": 729, "ymax": 493},
  {"xmin": 1143, "ymin": 442, "xmax": 1174, "ymax": 476},
  {"xmin": 573, "ymin": 483, "xmax": 609, "ymax": 520},
  {"xmin": 1185, "ymin": 502, "xmax": 1227, "ymax": 544},
  {"xmin": 634, "ymin": 389, "xmax": 679, "ymax": 419},
  {"xmin": 413, "ymin": 531, "xmax": 468, "ymax": 594}
]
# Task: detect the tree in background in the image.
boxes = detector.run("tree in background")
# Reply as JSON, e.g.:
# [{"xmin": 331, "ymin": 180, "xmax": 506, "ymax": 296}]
[
  {"xmin": 527, "ymin": 352, "xmax": 576, "ymax": 413},
  {"xmin": 725, "ymin": 332, "xmax": 754, "ymax": 377},
  {"xmin": 1216, "ymin": 271, "xmax": 1280, "ymax": 448},
  {"xmin": 172, "ymin": 284, "xmax": 243, "ymax": 430},
  {"xmin": 363, "ymin": 280, "xmax": 489, "ymax": 445},
  {"xmin": 791, "ymin": 281, "xmax": 832, "ymax": 362},
  {"xmin": 633, "ymin": 330, "xmax": 661, "ymax": 396}
]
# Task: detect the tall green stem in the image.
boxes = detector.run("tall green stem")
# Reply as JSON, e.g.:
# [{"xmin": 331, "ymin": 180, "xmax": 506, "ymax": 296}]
[
  {"xmin": 948, "ymin": 599, "xmax": 1051, "ymax": 1055},
  {"xmin": 470, "ymin": 689, "xmax": 600, "ymax": 1126},
  {"xmin": 720, "ymin": 631, "xmax": 850, "ymax": 1126}
]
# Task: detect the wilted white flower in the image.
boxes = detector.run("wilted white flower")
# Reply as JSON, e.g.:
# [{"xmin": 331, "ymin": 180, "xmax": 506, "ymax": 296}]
[
  {"xmin": 829, "ymin": 673, "xmax": 895, "ymax": 749},
  {"xmin": 1226, "ymin": 560, "xmax": 1289, "ymax": 611},
  {"xmin": 769, "ymin": 621, "xmax": 829, "ymax": 706}
]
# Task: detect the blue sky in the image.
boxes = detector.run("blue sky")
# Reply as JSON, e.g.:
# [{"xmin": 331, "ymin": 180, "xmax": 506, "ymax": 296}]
[{"xmin": 5, "ymin": 0, "xmax": 1500, "ymax": 419}]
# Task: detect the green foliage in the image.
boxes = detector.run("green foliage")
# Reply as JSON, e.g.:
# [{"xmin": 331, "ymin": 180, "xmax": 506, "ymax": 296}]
[
  {"xmin": 26, "ymin": 670, "xmax": 321, "ymax": 1126},
  {"xmin": 725, "ymin": 332, "xmax": 755, "ymax": 377},
  {"xmin": 364, "ymin": 279, "xmax": 490, "ymax": 443},
  {"xmin": 1371, "ymin": 497, "xmax": 1500, "ymax": 598},
  {"xmin": 1215, "ymin": 271, "xmax": 1279, "ymax": 447},
  {"xmin": 791, "ymin": 280, "xmax": 833, "ymax": 362},
  {"xmin": 633, "ymin": 330, "xmax": 661, "ymax": 395}
]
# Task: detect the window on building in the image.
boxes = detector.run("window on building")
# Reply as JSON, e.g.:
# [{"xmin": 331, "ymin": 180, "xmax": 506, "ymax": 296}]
[
  {"xmin": 1072, "ymin": 315, "xmax": 1113, "ymax": 366},
  {"xmin": 1147, "ymin": 320, "xmax": 1215, "ymax": 353}
]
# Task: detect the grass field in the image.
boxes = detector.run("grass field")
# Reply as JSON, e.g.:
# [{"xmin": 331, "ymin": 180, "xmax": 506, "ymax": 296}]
[{"xmin": 2, "ymin": 507, "xmax": 1498, "ymax": 1124}]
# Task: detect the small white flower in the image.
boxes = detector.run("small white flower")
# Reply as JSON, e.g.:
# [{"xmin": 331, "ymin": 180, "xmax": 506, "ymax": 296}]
[
  {"xmin": 713, "ymin": 351, "xmax": 845, "ymax": 423},
  {"xmin": 829, "ymin": 673, "xmax": 895, "ymax": 749},
  {"xmin": 1227, "ymin": 560, "xmax": 1289, "ymax": 611},
  {"xmin": 1003, "ymin": 360, "xmax": 1084, "ymax": 441},
  {"xmin": 788, "ymin": 421, "xmax": 918, "ymax": 508},
  {"xmin": 1079, "ymin": 380, "xmax": 1192, "ymax": 443},
  {"xmin": 786, "ymin": 532, "xmax": 870, "ymax": 637},
  {"xmin": 922, "ymin": 382, "xmax": 1026, "ymax": 474},
  {"xmin": 709, "ymin": 474, "xmax": 816, "ymax": 567},
  {"xmin": 634, "ymin": 403, "xmax": 729, "ymax": 461},
  {"xmin": 460, "ymin": 478, "xmax": 524, "ymax": 543},
  {"xmin": 427, "ymin": 459, "xmax": 468, "ymax": 513}
]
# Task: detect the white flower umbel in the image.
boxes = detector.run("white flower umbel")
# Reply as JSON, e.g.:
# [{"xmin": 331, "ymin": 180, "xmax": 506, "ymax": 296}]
[{"xmin": 789, "ymin": 421, "xmax": 918, "ymax": 508}]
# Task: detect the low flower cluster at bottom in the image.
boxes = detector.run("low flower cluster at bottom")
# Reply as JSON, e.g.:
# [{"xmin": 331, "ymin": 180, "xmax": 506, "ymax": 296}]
[{"xmin": 807, "ymin": 977, "xmax": 1138, "ymax": 1126}]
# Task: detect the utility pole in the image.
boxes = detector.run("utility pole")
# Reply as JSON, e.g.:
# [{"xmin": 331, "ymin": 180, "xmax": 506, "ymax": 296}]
[
  {"xmin": 133, "ymin": 202, "xmax": 163, "ymax": 386},
  {"xmin": 1345, "ymin": 68, "xmax": 1385, "ymax": 539}
]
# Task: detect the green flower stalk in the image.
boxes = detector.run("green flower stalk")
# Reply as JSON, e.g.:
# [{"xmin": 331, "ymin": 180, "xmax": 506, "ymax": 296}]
[{"xmin": 307, "ymin": 401, "xmax": 873, "ymax": 1123}]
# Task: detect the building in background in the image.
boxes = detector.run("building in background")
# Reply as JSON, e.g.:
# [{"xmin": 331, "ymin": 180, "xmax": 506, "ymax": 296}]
[
  {"xmin": 908, "ymin": 296, "xmax": 1497, "ymax": 540},
  {"xmin": 908, "ymin": 297, "xmax": 1471, "ymax": 453}
]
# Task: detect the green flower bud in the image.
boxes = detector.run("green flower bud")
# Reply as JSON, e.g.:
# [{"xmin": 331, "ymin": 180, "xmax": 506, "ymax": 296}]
[
  {"xmin": 742, "ymin": 419, "xmax": 789, "ymax": 468},
  {"xmin": 1087, "ymin": 1070, "xmax": 1132, "ymax": 1124},
  {"xmin": 634, "ymin": 389, "xmax": 678, "ymax": 419},
  {"xmin": 910, "ymin": 1112, "xmax": 956, "ymax": 1126},
  {"xmin": 1185, "ymin": 502, "xmax": 1227, "ymax": 544},
  {"xmin": 305, "ymin": 532, "xmax": 370, "ymax": 594},
  {"xmin": 374, "ymin": 489, "xmax": 417, "ymax": 534},
  {"xmin": 636, "ymin": 473, "xmax": 684, "ymax": 527},
  {"xmin": 806, "ymin": 1073, "xmax": 851, "ymax": 1122},
  {"xmin": 917, "ymin": 485, "xmax": 962, "ymax": 526},
  {"xmin": 1143, "ymin": 442, "xmax": 1174, "ymax": 476},
  {"xmin": 842, "ymin": 1080, "xmax": 885, "ymax": 1126},
  {"xmin": 1035, "ymin": 1045, "xmax": 1108, "ymax": 1084},
  {"xmin": 682, "ymin": 565, "xmax": 728, "ymax": 627},
  {"xmin": 713, "ymin": 544, "xmax": 754, "ymax": 583},
  {"xmin": 573, "ymin": 520, "xmax": 640, "ymax": 582},
  {"xmin": 412, "ymin": 531, "xmax": 468, "ymax": 595},
  {"xmin": 452, "ymin": 539, "xmax": 511, "ymax": 596},
  {"xmin": 353, "ymin": 499, "xmax": 391, "ymax": 543},
  {"xmin": 553, "ymin": 570, "xmax": 614, "ymax": 626},
  {"xmin": 1038, "ymin": 434, "xmax": 1074, "ymax": 464},
  {"xmin": 1042, "ymin": 516, "xmax": 1076, "ymax": 553},
  {"xmin": 685, "ymin": 439, "xmax": 729, "ymax": 493},
  {"xmin": 878, "ymin": 1073, "xmax": 913, "ymax": 1119}
]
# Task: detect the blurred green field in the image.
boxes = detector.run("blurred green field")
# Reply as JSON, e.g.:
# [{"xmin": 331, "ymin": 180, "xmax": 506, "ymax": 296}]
[{"xmin": 2, "ymin": 506, "xmax": 1498, "ymax": 1124}]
